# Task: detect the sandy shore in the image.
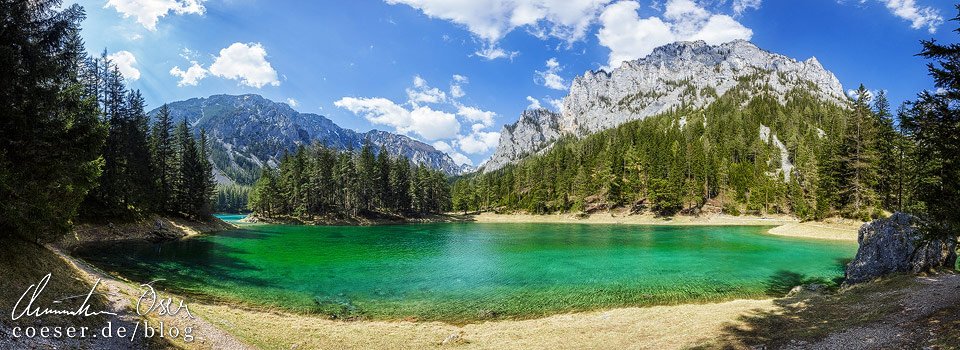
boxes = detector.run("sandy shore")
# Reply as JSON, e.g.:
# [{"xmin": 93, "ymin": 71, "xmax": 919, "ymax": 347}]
[{"xmin": 468, "ymin": 212, "xmax": 861, "ymax": 241}]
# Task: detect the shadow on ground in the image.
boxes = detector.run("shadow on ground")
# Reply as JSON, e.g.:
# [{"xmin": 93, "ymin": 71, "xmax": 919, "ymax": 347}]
[{"xmin": 691, "ymin": 271, "xmax": 915, "ymax": 349}]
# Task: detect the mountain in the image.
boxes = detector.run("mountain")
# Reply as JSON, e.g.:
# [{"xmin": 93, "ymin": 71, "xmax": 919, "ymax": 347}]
[
  {"xmin": 483, "ymin": 40, "xmax": 847, "ymax": 172},
  {"xmin": 149, "ymin": 94, "xmax": 468, "ymax": 185}
]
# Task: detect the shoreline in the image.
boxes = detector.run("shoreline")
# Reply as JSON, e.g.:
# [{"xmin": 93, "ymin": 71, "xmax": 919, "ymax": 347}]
[
  {"xmin": 239, "ymin": 211, "xmax": 862, "ymax": 241},
  {"xmin": 56, "ymin": 214, "xmax": 236, "ymax": 251},
  {"xmin": 466, "ymin": 212, "xmax": 861, "ymax": 241}
]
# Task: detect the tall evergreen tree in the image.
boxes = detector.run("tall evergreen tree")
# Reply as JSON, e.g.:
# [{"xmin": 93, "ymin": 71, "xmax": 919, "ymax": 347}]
[
  {"xmin": 901, "ymin": 8, "xmax": 960, "ymax": 236},
  {"xmin": 0, "ymin": 0, "xmax": 108, "ymax": 242},
  {"xmin": 151, "ymin": 104, "xmax": 176, "ymax": 213},
  {"xmin": 844, "ymin": 84, "xmax": 879, "ymax": 216}
]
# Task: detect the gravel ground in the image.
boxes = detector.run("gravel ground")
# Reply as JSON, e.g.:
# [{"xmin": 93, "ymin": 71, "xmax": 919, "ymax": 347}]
[{"xmin": 781, "ymin": 273, "xmax": 960, "ymax": 350}]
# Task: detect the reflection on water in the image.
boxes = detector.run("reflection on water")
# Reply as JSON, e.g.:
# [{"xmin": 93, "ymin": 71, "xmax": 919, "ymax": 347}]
[{"xmin": 73, "ymin": 223, "xmax": 857, "ymax": 321}]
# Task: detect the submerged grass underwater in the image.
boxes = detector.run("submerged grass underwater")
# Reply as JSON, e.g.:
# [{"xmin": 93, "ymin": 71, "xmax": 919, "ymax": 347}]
[{"xmin": 73, "ymin": 222, "xmax": 857, "ymax": 322}]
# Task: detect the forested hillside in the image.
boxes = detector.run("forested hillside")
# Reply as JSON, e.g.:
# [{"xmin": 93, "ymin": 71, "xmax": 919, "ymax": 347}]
[{"xmin": 452, "ymin": 80, "xmax": 910, "ymax": 222}]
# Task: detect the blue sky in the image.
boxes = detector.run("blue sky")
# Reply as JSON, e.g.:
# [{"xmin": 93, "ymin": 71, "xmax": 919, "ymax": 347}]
[{"xmin": 74, "ymin": 0, "xmax": 958, "ymax": 166}]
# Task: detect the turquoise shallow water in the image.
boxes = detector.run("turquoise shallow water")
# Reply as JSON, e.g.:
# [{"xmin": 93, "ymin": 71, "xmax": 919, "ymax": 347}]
[{"xmin": 74, "ymin": 220, "xmax": 857, "ymax": 321}]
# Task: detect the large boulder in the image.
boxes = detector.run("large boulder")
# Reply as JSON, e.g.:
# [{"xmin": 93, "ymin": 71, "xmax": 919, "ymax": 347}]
[{"xmin": 843, "ymin": 213, "xmax": 957, "ymax": 287}]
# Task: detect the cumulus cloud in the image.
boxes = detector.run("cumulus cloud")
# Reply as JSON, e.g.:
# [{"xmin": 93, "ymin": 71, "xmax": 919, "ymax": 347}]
[
  {"xmin": 526, "ymin": 96, "xmax": 542, "ymax": 109},
  {"xmin": 105, "ymin": 0, "xmax": 206, "ymax": 31},
  {"xmin": 546, "ymin": 97, "xmax": 564, "ymax": 112},
  {"xmin": 450, "ymin": 74, "xmax": 468, "ymax": 98},
  {"xmin": 334, "ymin": 97, "xmax": 461, "ymax": 140},
  {"xmin": 386, "ymin": 0, "xmax": 611, "ymax": 59},
  {"xmin": 875, "ymin": 0, "xmax": 943, "ymax": 33},
  {"xmin": 208, "ymin": 43, "xmax": 280, "ymax": 88},
  {"xmin": 457, "ymin": 130, "xmax": 501, "ymax": 154},
  {"xmin": 597, "ymin": 0, "xmax": 753, "ymax": 69},
  {"xmin": 169, "ymin": 62, "xmax": 208, "ymax": 86},
  {"xmin": 535, "ymin": 57, "xmax": 567, "ymax": 90},
  {"xmin": 286, "ymin": 98, "xmax": 299, "ymax": 107},
  {"xmin": 336, "ymin": 75, "xmax": 504, "ymax": 164},
  {"xmin": 106, "ymin": 51, "xmax": 140, "ymax": 81},
  {"xmin": 457, "ymin": 106, "xmax": 497, "ymax": 127},
  {"xmin": 407, "ymin": 75, "xmax": 447, "ymax": 105},
  {"xmin": 433, "ymin": 141, "xmax": 474, "ymax": 166}
]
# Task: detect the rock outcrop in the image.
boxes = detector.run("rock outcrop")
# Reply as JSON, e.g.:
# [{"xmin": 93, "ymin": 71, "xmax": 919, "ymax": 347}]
[
  {"xmin": 482, "ymin": 108, "xmax": 561, "ymax": 172},
  {"xmin": 483, "ymin": 40, "xmax": 847, "ymax": 173},
  {"xmin": 843, "ymin": 213, "xmax": 958, "ymax": 286}
]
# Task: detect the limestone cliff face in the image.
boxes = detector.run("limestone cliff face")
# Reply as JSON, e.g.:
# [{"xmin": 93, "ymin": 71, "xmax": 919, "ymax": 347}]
[
  {"xmin": 482, "ymin": 40, "xmax": 846, "ymax": 173},
  {"xmin": 482, "ymin": 108, "xmax": 561, "ymax": 172}
]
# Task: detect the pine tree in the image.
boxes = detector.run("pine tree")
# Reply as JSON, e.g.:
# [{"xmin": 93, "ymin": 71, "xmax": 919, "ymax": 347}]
[
  {"xmin": 0, "ymin": 0, "xmax": 108, "ymax": 242},
  {"xmin": 901, "ymin": 10, "xmax": 960, "ymax": 236},
  {"xmin": 375, "ymin": 148, "xmax": 391, "ymax": 210},
  {"xmin": 872, "ymin": 90, "xmax": 899, "ymax": 212},
  {"xmin": 358, "ymin": 137, "xmax": 376, "ymax": 211},
  {"xmin": 151, "ymin": 104, "xmax": 176, "ymax": 213},
  {"xmin": 844, "ymin": 84, "xmax": 879, "ymax": 217},
  {"xmin": 390, "ymin": 156, "xmax": 412, "ymax": 213},
  {"xmin": 198, "ymin": 129, "xmax": 218, "ymax": 216}
]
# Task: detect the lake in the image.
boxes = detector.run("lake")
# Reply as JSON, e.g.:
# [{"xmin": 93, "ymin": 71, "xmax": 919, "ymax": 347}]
[{"xmin": 73, "ymin": 217, "xmax": 857, "ymax": 321}]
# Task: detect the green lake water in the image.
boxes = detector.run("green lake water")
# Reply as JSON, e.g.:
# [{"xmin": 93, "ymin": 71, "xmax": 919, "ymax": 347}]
[{"xmin": 73, "ymin": 217, "xmax": 857, "ymax": 321}]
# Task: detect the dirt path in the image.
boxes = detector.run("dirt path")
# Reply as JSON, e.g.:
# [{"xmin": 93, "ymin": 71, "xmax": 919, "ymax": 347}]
[
  {"xmin": 781, "ymin": 273, "xmax": 960, "ymax": 350},
  {"xmin": 51, "ymin": 247, "xmax": 255, "ymax": 350}
]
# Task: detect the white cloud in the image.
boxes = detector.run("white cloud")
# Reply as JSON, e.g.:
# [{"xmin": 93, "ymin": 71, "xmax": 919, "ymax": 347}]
[
  {"xmin": 106, "ymin": 51, "xmax": 140, "ymax": 81},
  {"xmin": 535, "ymin": 57, "xmax": 567, "ymax": 90},
  {"xmin": 407, "ymin": 75, "xmax": 447, "ymax": 105},
  {"xmin": 433, "ymin": 141, "xmax": 474, "ymax": 166},
  {"xmin": 457, "ymin": 106, "xmax": 497, "ymax": 126},
  {"xmin": 474, "ymin": 44, "xmax": 519, "ymax": 60},
  {"xmin": 334, "ymin": 97, "xmax": 460, "ymax": 140},
  {"xmin": 458, "ymin": 130, "xmax": 501, "ymax": 155},
  {"xmin": 208, "ymin": 43, "xmax": 280, "ymax": 88},
  {"xmin": 450, "ymin": 75, "xmax": 468, "ymax": 98},
  {"xmin": 597, "ymin": 0, "xmax": 753, "ymax": 69},
  {"xmin": 526, "ymin": 96, "xmax": 542, "ymax": 109},
  {"xmin": 169, "ymin": 62, "xmax": 208, "ymax": 86},
  {"xmin": 847, "ymin": 88, "xmax": 878, "ymax": 101},
  {"xmin": 286, "ymin": 98, "xmax": 299, "ymax": 107},
  {"xmin": 410, "ymin": 107, "xmax": 461, "ymax": 139},
  {"xmin": 386, "ymin": 0, "xmax": 611, "ymax": 59},
  {"xmin": 875, "ymin": 0, "xmax": 943, "ymax": 33},
  {"xmin": 732, "ymin": 0, "xmax": 762, "ymax": 15},
  {"xmin": 450, "ymin": 84, "xmax": 466, "ymax": 98},
  {"xmin": 105, "ymin": 0, "xmax": 206, "ymax": 31},
  {"xmin": 337, "ymin": 75, "xmax": 505, "ymax": 160},
  {"xmin": 546, "ymin": 97, "xmax": 564, "ymax": 112}
]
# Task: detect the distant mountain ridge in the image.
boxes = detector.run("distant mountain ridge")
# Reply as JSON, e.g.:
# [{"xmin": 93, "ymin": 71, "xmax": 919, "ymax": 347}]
[
  {"xmin": 483, "ymin": 40, "xmax": 847, "ymax": 172},
  {"xmin": 149, "ymin": 94, "xmax": 469, "ymax": 185}
]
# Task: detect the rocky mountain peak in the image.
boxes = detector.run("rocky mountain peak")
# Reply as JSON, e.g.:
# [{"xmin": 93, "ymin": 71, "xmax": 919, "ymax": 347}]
[
  {"xmin": 151, "ymin": 94, "xmax": 468, "ymax": 185},
  {"xmin": 482, "ymin": 40, "xmax": 847, "ymax": 173}
]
